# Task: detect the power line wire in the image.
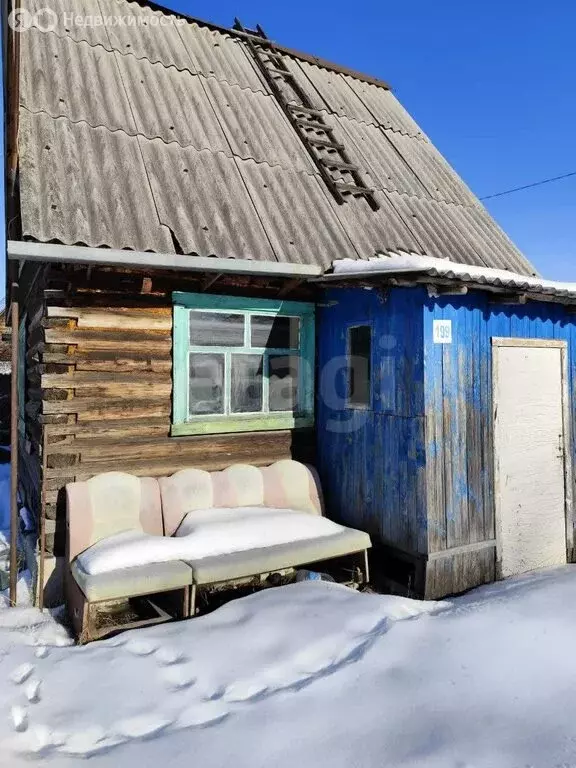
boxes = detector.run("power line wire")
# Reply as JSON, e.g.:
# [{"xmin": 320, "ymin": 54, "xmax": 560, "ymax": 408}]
[{"xmin": 480, "ymin": 170, "xmax": 576, "ymax": 201}]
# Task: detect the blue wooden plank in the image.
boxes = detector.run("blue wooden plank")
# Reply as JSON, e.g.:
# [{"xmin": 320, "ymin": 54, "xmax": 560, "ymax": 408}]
[
  {"xmin": 441, "ymin": 297, "xmax": 470, "ymax": 549},
  {"xmin": 478, "ymin": 294, "xmax": 494, "ymax": 541}
]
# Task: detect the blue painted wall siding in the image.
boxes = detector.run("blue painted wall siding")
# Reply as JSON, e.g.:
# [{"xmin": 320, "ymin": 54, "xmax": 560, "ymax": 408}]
[
  {"xmin": 317, "ymin": 286, "xmax": 428, "ymax": 554},
  {"xmin": 317, "ymin": 284, "xmax": 576, "ymax": 562},
  {"xmin": 423, "ymin": 292, "xmax": 576, "ymax": 555}
]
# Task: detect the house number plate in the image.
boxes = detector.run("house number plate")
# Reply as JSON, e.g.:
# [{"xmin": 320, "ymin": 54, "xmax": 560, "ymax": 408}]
[{"xmin": 433, "ymin": 319, "xmax": 452, "ymax": 344}]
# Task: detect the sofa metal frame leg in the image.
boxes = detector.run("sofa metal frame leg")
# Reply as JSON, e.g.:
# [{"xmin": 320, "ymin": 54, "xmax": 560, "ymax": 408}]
[
  {"xmin": 182, "ymin": 585, "xmax": 191, "ymax": 618},
  {"xmin": 189, "ymin": 584, "xmax": 197, "ymax": 618}
]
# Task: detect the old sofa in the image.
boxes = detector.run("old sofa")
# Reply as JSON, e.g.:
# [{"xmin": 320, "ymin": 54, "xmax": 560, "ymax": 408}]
[{"xmin": 66, "ymin": 460, "xmax": 372, "ymax": 641}]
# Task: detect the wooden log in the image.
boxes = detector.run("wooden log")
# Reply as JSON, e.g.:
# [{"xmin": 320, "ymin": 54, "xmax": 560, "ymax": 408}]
[
  {"xmin": 37, "ymin": 413, "xmax": 73, "ymax": 425},
  {"xmin": 44, "ymin": 417, "xmax": 170, "ymax": 438},
  {"xmin": 42, "ymin": 398, "xmax": 171, "ymax": 415},
  {"xmin": 42, "ymin": 338, "xmax": 171, "ymax": 355},
  {"xmin": 47, "ymin": 433, "xmax": 304, "ymax": 461},
  {"xmin": 39, "ymin": 351, "xmax": 172, "ymax": 367},
  {"xmin": 44, "ymin": 429, "xmax": 315, "ymax": 479},
  {"xmin": 46, "ymin": 306, "xmax": 172, "ymax": 331},
  {"xmin": 74, "ymin": 359, "xmax": 172, "ymax": 373},
  {"xmin": 44, "ymin": 327, "xmax": 171, "ymax": 344},
  {"xmin": 44, "ymin": 452, "xmax": 298, "ymax": 479},
  {"xmin": 40, "ymin": 371, "xmax": 169, "ymax": 388},
  {"xmin": 69, "ymin": 384, "xmax": 172, "ymax": 399}
]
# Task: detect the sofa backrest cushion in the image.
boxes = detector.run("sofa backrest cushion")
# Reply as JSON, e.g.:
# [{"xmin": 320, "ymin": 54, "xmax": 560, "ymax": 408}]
[
  {"xmin": 159, "ymin": 460, "xmax": 324, "ymax": 536},
  {"xmin": 66, "ymin": 472, "xmax": 162, "ymax": 561},
  {"xmin": 158, "ymin": 468, "xmax": 214, "ymax": 538},
  {"xmin": 262, "ymin": 460, "xmax": 324, "ymax": 516}
]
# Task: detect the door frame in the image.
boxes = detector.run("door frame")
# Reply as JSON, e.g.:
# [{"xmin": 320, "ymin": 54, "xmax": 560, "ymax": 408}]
[{"xmin": 491, "ymin": 337, "xmax": 574, "ymax": 577}]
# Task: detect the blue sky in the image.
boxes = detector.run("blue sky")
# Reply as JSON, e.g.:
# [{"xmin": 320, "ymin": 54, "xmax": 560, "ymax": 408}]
[
  {"xmin": 2, "ymin": 0, "xmax": 574, "ymax": 291},
  {"xmin": 164, "ymin": 0, "xmax": 576, "ymax": 279}
]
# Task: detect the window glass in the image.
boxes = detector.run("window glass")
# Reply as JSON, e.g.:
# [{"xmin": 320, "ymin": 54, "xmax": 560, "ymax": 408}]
[
  {"xmin": 251, "ymin": 315, "xmax": 300, "ymax": 349},
  {"xmin": 269, "ymin": 355, "xmax": 299, "ymax": 412},
  {"xmin": 189, "ymin": 311, "xmax": 244, "ymax": 347},
  {"xmin": 189, "ymin": 353, "xmax": 225, "ymax": 415},
  {"xmin": 231, "ymin": 354, "xmax": 263, "ymax": 413},
  {"xmin": 348, "ymin": 326, "xmax": 371, "ymax": 407}
]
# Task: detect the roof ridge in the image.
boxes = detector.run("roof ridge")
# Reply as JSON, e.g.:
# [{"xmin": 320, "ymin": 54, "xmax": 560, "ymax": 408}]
[{"xmin": 122, "ymin": 0, "xmax": 393, "ymax": 91}]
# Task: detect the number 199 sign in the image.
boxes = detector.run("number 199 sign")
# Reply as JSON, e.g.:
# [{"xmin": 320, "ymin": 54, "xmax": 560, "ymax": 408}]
[{"xmin": 433, "ymin": 319, "xmax": 452, "ymax": 344}]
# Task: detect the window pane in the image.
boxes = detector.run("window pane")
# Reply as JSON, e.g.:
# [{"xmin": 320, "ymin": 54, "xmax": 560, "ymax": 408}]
[
  {"xmin": 269, "ymin": 355, "xmax": 299, "ymax": 412},
  {"xmin": 231, "ymin": 355, "xmax": 263, "ymax": 413},
  {"xmin": 189, "ymin": 353, "xmax": 225, "ymax": 415},
  {"xmin": 348, "ymin": 326, "xmax": 371, "ymax": 407},
  {"xmin": 251, "ymin": 315, "xmax": 300, "ymax": 349},
  {"xmin": 189, "ymin": 311, "xmax": 244, "ymax": 347}
]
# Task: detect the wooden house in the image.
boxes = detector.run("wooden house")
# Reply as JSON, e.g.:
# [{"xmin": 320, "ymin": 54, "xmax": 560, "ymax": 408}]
[{"xmin": 5, "ymin": 0, "xmax": 576, "ymax": 604}]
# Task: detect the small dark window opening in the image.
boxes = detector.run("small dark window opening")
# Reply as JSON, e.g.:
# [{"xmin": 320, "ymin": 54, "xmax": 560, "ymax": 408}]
[{"xmin": 348, "ymin": 325, "xmax": 371, "ymax": 408}]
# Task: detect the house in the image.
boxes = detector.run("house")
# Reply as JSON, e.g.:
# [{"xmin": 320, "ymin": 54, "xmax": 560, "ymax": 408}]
[{"xmin": 5, "ymin": 0, "xmax": 576, "ymax": 605}]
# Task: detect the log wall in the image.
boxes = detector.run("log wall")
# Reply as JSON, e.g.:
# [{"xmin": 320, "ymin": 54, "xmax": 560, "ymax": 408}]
[{"xmin": 24, "ymin": 265, "xmax": 316, "ymax": 560}]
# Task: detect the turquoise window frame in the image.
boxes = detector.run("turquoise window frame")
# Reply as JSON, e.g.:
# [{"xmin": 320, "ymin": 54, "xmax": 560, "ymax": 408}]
[{"xmin": 172, "ymin": 292, "xmax": 315, "ymax": 436}]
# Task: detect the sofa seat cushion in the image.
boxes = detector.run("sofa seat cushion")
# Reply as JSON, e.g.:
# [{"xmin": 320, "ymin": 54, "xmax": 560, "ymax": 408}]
[
  {"xmin": 71, "ymin": 559, "xmax": 193, "ymax": 602},
  {"xmin": 75, "ymin": 509, "xmax": 349, "ymax": 577},
  {"xmin": 188, "ymin": 527, "xmax": 372, "ymax": 586}
]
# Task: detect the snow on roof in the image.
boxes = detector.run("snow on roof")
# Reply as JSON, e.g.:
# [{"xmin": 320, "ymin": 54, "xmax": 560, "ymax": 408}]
[{"xmin": 330, "ymin": 253, "xmax": 576, "ymax": 301}]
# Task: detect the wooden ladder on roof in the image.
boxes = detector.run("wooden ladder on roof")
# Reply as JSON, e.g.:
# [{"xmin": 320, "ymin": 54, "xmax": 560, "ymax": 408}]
[{"xmin": 233, "ymin": 19, "xmax": 379, "ymax": 211}]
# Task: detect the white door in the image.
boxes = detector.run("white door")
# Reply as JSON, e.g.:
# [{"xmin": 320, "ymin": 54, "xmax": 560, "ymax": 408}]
[{"xmin": 493, "ymin": 340, "xmax": 568, "ymax": 578}]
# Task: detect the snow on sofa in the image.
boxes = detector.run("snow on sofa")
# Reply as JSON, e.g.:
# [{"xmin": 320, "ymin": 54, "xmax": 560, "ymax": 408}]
[{"xmin": 66, "ymin": 460, "xmax": 372, "ymax": 642}]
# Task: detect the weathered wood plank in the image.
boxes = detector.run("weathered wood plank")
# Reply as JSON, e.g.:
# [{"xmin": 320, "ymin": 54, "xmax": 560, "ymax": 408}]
[
  {"xmin": 44, "ymin": 327, "xmax": 171, "ymax": 344},
  {"xmin": 44, "ymin": 429, "xmax": 315, "ymax": 478},
  {"xmin": 44, "ymin": 417, "xmax": 170, "ymax": 438},
  {"xmin": 466, "ymin": 304, "xmax": 484, "ymax": 544},
  {"xmin": 47, "ymin": 433, "xmax": 306, "ymax": 462},
  {"xmin": 41, "ymin": 372, "xmax": 170, "ymax": 389},
  {"xmin": 44, "ymin": 451, "xmax": 304, "ymax": 479},
  {"xmin": 47, "ymin": 306, "xmax": 172, "ymax": 331},
  {"xmin": 425, "ymin": 304, "xmax": 446, "ymax": 553},
  {"xmin": 442, "ymin": 306, "xmax": 469, "ymax": 550},
  {"xmin": 42, "ymin": 398, "xmax": 171, "ymax": 414},
  {"xmin": 67, "ymin": 384, "xmax": 173, "ymax": 399},
  {"xmin": 424, "ymin": 546, "xmax": 495, "ymax": 599},
  {"xmin": 40, "ymin": 352, "xmax": 172, "ymax": 368},
  {"xmin": 43, "ymin": 337, "xmax": 171, "ymax": 354}
]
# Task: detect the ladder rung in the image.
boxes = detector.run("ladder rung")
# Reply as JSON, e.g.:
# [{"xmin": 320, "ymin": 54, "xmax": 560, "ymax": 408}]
[
  {"xmin": 265, "ymin": 66, "xmax": 295, "ymax": 79},
  {"xmin": 261, "ymin": 50, "xmax": 284, "ymax": 64},
  {"xmin": 294, "ymin": 116, "xmax": 328, "ymax": 131},
  {"xmin": 287, "ymin": 103, "xmax": 324, "ymax": 118},
  {"xmin": 320, "ymin": 158, "xmax": 359, "ymax": 172},
  {"xmin": 334, "ymin": 183, "xmax": 374, "ymax": 196},
  {"xmin": 307, "ymin": 136, "xmax": 345, "ymax": 150}
]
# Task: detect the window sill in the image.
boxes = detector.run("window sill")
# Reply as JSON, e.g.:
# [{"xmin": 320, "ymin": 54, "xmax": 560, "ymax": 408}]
[{"xmin": 171, "ymin": 415, "xmax": 314, "ymax": 437}]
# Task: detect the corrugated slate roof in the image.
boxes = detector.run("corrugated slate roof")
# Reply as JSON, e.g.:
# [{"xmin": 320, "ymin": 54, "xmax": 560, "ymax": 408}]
[
  {"xmin": 16, "ymin": 0, "xmax": 536, "ymax": 274},
  {"xmin": 19, "ymin": 110, "xmax": 173, "ymax": 252}
]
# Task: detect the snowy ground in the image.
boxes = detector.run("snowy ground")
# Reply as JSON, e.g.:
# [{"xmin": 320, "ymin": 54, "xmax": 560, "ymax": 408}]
[{"xmin": 1, "ymin": 568, "xmax": 576, "ymax": 767}]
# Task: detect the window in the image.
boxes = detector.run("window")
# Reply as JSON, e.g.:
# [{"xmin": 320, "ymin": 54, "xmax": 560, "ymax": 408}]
[
  {"xmin": 347, "ymin": 325, "xmax": 371, "ymax": 408},
  {"xmin": 172, "ymin": 293, "xmax": 315, "ymax": 436}
]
